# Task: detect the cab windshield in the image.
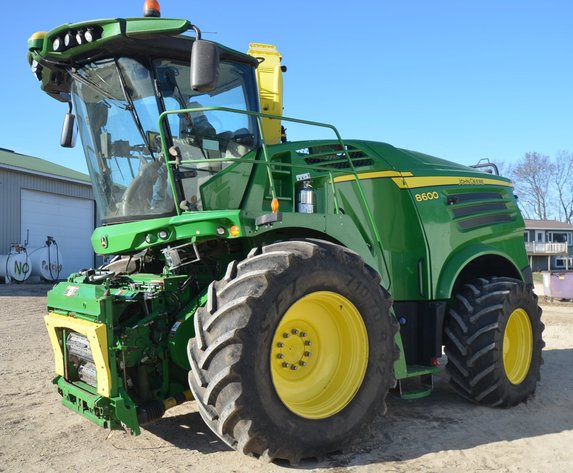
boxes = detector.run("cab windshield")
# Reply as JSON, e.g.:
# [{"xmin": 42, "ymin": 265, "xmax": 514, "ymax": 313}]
[{"xmin": 71, "ymin": 56, "xmax": 258, "ymax": 223}]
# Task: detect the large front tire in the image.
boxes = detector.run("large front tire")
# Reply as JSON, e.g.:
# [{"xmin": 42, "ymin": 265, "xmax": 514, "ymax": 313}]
[
  {"xmin": 444, "ymin": 277, "xmax": 544, "ymax": 406},
  {"xmin": 187, "ymin": 240, "xmax": 398, "ymax": 463}
]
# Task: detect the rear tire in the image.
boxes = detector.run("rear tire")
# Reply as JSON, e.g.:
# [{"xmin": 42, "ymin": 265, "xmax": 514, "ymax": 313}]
[
  {"xmin": 444, "ymin": 277, "xmax": 544, "ymax": 406},
  {"xmin": 187, "ymin": 240, "xmax": 398, "ymax": 463}
]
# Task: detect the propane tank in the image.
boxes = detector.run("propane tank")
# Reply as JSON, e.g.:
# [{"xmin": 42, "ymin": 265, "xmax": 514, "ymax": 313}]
[
  {"xmin": 28, "ymin": 236, "xmax": 63, "ymax": 282},
  {"xmin": 0, "ymin": 244, "xmax": 32, "ymax": 283},
  {"xmin": 297, "ymin": 181, "xmax": 315, "ymax": 213}
]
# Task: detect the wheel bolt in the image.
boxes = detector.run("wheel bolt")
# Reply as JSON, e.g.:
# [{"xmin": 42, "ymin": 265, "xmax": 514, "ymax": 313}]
[
  {"xmin": 291, "ymin": 328, "xmax": 299, "ymax": 335},
  {"xmin": 290, "ymin": 365, "xmax": 298, "ymax": 371},
  {"xmin": 277, "ymin": 342, "xmax": 284, "ymax": 348},
  {"xmin": 299, "ymin": 361, "xmax": 306, "ymax": 367},
  {"xmin": 304, "ymin": 340, "xmax": 312, "ymax": 346},
  {"xmin": 277, "ymin": 354, "xmax": 284, "ymax": 359},
  {"xmin": 283, "ymin": 332, "xmax": 290, "ymax": 338},
  {"xmin": 304, "ymin": 351, "xmax": 311, "ymax": 357},
  {"xmin": 299, "ymin": 331, "xmax": 307, "ymax": 338},
  {"xmin": 282, "ymin": 362, "xmax": 290, "ymax": 368}
]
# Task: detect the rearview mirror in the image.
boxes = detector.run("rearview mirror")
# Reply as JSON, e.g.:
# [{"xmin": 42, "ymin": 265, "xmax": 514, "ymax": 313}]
[
  {"xmin": 60, "ymin": 112, "xmax": 77, "ymax": 148},
  {"xmin": 190, "ymin": 40, "xmax": 219, "ymax": 93}
]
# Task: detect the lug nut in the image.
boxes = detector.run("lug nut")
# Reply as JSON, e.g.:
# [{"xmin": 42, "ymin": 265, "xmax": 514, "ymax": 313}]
[
  {"xmin": 282, "ymin": 362, "xmax": 290, "ymax": 368},
  {"xmin": 290, "ymin": 365, "xmax": 298, "ymax": 371},
  {"xmin": 291, "ymin": 328, "xmax": 299, "ymax": 335},
  {"xmin": 304, "ymin": 351, "xmax": 312, "ymax": 357},
  {"xmin": 277, "ymin": 354, "xmax": 284, "ymax": 359},
  {"xmin": 299, "ymin": 331, "xmax": 307, "ymax": 338},
  {"xmin": 277, "ymin": 342, "xmax": 284, "ymax": 348},
  {"xmin": 299, "ymin": 361, "xmax": 306, "ymax": 367},
  {"xmin": 304, "ymin": 340, "xmax": 312, "ymax": 346},
  {"xmin": 283, "ymin": 332, "xmax": 290, "ymax": 339}
]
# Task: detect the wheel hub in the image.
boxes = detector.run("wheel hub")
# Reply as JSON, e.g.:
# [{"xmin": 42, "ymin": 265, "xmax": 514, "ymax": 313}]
[
  {"xmin": 270, "ymin": 291, "xmax": 368, "ymax": 420},
  {"xmin": 503, "ymin": 308, "xmax": 533, "ymax": 385},
  {"xmin": 274, "ymin": 329, "xmax": 313, "ymax": 370}
]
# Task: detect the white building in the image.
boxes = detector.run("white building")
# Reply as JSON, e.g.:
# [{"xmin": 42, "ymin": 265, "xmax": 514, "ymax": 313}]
[{"xmin": 0, "ymin": 147, "xmax": 96, "ymax": 279}]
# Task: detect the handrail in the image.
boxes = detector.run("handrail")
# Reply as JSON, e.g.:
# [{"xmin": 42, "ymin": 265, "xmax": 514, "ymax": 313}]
[
  {"xmin": 158, "ymin": 107, "xmax": 362, "ymax": 215},
  {"xmin": 158, "ymin": 106, "xmax": 390, "ymax": 286}
]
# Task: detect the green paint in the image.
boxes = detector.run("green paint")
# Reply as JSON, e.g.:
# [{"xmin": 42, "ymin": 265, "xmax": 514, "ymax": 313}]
[{"xmin": 31, "ymin": 13, "xmax": 531, "ymax": 434}]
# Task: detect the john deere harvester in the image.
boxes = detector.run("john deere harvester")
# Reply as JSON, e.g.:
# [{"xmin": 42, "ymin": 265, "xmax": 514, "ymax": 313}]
[{"xmin": 28, "ymin": 2, "xmax": 544, "ymax": 463}]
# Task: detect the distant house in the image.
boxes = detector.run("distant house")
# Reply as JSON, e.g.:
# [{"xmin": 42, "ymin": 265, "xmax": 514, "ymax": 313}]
[{"xmin": 524, "ymin": 219, "xmax": 573, "ymax": 271}]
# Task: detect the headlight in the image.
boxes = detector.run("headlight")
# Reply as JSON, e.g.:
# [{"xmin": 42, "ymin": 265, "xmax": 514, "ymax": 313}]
[
  {"xmin": 30, "ymin": 60, "xmax": 42, "ymax": 81},
  {"xmin": 85, "ymin": 27, "xmax": 101, "ymax": 43},
  {"xmin": 52, "ymin": 36, "xmax": 64, "ymax": 51},
  {"xmin": 64, "ymin": 31, "xmax": 77, "ymax": 48}
]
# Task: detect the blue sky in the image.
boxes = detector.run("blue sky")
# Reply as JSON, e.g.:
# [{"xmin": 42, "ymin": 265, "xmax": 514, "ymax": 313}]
[{"xmin": 2, "ymin": 1, "xmax": 571, "ymax": 174}]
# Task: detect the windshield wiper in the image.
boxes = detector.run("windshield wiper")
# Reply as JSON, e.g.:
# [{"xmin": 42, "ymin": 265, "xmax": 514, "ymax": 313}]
[
  {"xmin": 114, "ymin": 58, "xmax": 155, "ymax": 160},
  {"xmin": 67, "ymin": 68, "xmax": 120, "ymax": 102}
]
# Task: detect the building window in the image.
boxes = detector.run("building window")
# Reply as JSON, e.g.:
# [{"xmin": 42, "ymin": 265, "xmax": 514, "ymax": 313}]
[
  {"xmin": 536, "ymin": 231, "xmax": 545, "ymax": 243},
  {"xmin": 555, "ymin": 256, "xmax": 573, "ymax": 269},
  {"xmin": 524, "ymin": 232, "xmax": 530, "ymax": 242},
  {"xmin": 548, "ymin": 232, "xmax": 571, "ymax": 245}
]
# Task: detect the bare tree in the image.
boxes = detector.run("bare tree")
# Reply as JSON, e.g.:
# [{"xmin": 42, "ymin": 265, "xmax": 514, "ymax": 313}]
[
  {"xmin": 553, "ymin": 150, "xmax": 573, "ymax": 223},
  {"xmin": 509, "ymin": 152, "xmax": 554, "ymax": 220}
]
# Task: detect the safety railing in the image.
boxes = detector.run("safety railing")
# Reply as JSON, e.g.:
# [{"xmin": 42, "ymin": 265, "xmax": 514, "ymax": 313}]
[
  {"xmin": 525, "ymin": 242, "xmax": 569, "ymax": 255},
  {"xmin": 158, "ymin": 106, "xmax": 384, "ymax": 247}
]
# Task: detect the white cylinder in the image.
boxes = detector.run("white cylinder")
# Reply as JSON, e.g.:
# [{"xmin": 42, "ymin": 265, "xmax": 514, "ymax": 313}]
[
  {"xmin": 0, "ymin": 252, "xmax": 32, "ymax": 282},
  {"xmin": 27, "ymin": 245, "xmax": 63, "ymax": 281}
]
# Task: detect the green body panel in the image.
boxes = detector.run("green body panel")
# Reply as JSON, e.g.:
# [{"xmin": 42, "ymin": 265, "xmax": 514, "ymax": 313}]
[
  {"xmin": 91, "ymin": 210, "xmax": 243, "ymax": 254},
  {"xmin": 47, "ymin": 273, "xmax": 194, "ymax": 432},
  {"xmin": 48, "ymin": 283, "xmax": 108, "ymax": 318},
  {"xmin": 55, "ymin": 376, "xmax": 140, "ymax": 433},
  {"xmin": 31, "ymin": 14, "xmax": 531, "ymax": 432}
]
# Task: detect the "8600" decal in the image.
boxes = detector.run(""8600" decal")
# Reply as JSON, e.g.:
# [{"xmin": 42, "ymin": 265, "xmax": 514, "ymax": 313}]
[{"xmin": 415, "ymin": 191, "xmax": 439, "ymax": 202}]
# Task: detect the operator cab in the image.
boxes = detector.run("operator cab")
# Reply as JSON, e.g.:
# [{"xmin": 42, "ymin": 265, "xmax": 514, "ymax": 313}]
[
  {"xmin": 71, "ymin": 52, "xmax": 259, "ymax": 223},
  {"xmin": 30, "ymin": 17, "xmax": 261, "ymax": 224}
]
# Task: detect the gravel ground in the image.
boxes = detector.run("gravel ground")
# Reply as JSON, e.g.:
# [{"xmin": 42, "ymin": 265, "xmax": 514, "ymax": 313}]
[{"xmin": 0, "ymin": 283, "xmax": 572, "ymax": 472}]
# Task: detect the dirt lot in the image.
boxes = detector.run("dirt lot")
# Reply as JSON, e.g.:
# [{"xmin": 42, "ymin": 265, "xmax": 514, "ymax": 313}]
[{"xmin": 0, "ymin": 283, "xmax": 572, "ymax": 473}]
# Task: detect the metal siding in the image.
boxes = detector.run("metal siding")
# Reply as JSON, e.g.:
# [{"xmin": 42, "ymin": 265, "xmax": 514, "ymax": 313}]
[
  {"xmin": 0, "ymin": 168, "xmax": 94, "ymax": 253},
  {"xmin": 21, "ymin": 190, "xmax": 95, "ymax": 276}
]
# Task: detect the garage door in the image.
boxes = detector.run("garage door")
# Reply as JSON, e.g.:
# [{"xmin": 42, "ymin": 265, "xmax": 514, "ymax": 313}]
[{"xmin": 21, "ymin": 189, "xmax": 95, "ymax": 278}]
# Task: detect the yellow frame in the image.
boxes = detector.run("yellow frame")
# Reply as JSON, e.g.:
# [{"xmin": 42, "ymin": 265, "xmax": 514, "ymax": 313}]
[{"xmin": 44, "ymin": 312, "xmax": 112, "ymax": 397}]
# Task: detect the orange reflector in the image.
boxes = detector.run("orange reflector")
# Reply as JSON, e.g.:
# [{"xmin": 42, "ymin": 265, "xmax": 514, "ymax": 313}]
[
  {"xmin": 229, "ymin": 225, "xmax": 240, "ymax": 237},
  {"xmin": 144, "ymin": 0, "xmax": 161, "ymax": 17},
  {"xmin": 271, "ymin": 198, "xmax": 279, "ymax": 213}
]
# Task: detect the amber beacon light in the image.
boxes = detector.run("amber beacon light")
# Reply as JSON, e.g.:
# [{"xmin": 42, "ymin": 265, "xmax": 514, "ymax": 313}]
[{"xmin": 144, "ymin": 0, "xmax": 161, "ymax": 17}]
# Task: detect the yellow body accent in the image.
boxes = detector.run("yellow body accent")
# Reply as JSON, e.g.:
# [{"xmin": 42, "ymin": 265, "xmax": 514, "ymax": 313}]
[
  {"xmin": 44, "ymin": 312, "xmax": 112, "ymax": 397},
  {"xmin": 247, "ymin": 43, "xmax": 283, "ymax": 144},
  {"xmin": 503, "ymin": 308, "xmax": 533, "ymax": 384},
  {"xmin": 163, "ymin": 397, "xmax": 177, "ymax": 410},
  {"xmin": 333, "ymin": 170, "xmax": 412, "ymax": 183},
  {"xmin": 270, "ymin": 291, "xmax": 368, "ymax": 419},
  {"xmin": 392, "ymin": 175, "xmax": 513, "ymax": 189},
  {"xmin": 29, "ymin": 31, "xmax": 47, "ymax": 40},
  {"xmin": 162, "ymin": 390, "xmax": 193, "ymax": 411},
  {"xmin": 333, "ymin": 171, "xmax": 512, "ymax": 189}
]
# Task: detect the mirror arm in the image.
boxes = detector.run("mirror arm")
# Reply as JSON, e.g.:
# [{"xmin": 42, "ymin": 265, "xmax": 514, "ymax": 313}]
[{"xmin": 189, "ymin": 24, "xmax": 202, "ymax": 40}]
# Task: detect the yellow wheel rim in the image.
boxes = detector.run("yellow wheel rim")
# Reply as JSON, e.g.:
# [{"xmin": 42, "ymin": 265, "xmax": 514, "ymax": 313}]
[
  {"xmin": 270, "ymin": 291, "xmax": 368, "ymax": 419},
  {"xmin": 503, "ymin": 308, "xmax": 533, "ymax": 385}
]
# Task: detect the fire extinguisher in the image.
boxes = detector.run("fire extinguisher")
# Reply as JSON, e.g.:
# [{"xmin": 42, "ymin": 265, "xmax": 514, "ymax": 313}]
[{"xmin": 297, "ymin": 181, "xmax": 315, "ymax": 213}]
